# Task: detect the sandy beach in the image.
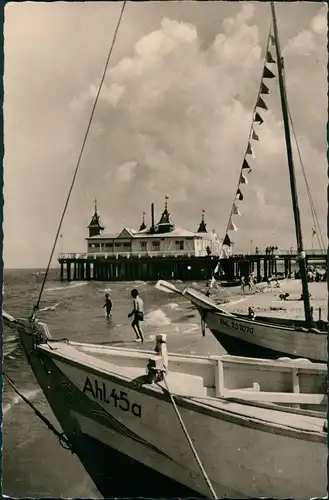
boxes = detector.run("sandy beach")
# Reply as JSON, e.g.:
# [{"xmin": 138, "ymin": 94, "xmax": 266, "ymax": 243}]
[{"xmin": 217, "ymin": 278, "xmax": 327, "ymax": 321}]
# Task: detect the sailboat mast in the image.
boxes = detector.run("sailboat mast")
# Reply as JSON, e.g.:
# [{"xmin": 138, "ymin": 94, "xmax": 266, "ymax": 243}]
[{"xmin": 270, "ymin": 2, "xmax": 313, "ymax": 328}]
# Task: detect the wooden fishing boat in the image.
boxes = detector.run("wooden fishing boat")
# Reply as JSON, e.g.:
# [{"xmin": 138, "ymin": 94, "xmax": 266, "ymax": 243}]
[
  {"xmin": 4, "ymin": 312, "xmax": 327, "ymax": 499},
  {"xmin": 156, "ymin": 281, "xmax": 328, "ymax": 362},
  {"xmin": 184, "ymin": 286, "xmax": 328, "ymax": 362}
]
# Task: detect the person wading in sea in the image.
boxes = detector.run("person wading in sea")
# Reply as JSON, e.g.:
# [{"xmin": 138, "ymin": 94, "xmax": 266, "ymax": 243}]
[
  {"xmin": 103, "ymin": 293, "xmax": 112, "ymax": 319},
  {"xmin": 240, "ymin": 275, "xmax": 245, "ymax": 294},
  {"xmin": 128, "ymin": 289, "xmax": 145, "ymax": 342}
]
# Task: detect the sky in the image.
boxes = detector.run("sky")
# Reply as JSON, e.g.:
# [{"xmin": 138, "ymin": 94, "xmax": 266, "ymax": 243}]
[{"xmin": 4, "ymin": 1, "xmax": 327, "ymax": 268}]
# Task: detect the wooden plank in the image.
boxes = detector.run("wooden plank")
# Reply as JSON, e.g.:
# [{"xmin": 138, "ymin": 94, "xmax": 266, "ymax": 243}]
[
  {"xmin": 221, "ymin": 389, "xmax": 327, "ymax": 405},
  {"xmin": 220, "ymin": 354, "xmax": 326, "ymax": 371}
]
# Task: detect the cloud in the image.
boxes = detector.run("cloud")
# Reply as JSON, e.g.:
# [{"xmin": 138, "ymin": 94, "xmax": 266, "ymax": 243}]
[
  {"xmin": 116, "ymin": 161, "xmax": 138, "ymax": 183},
  {"xmin": 284, "ymin": 5, "xmax": 327, "ymax": 56},
  {"xmin": 311, "ymin": 5, "xmax": 327, "ymax": 35}
]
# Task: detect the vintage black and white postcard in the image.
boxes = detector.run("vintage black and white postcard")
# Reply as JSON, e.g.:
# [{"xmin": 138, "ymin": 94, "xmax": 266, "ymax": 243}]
[{"xmin": 2, "ymin": 1, "xmax": 327, "ymax": 498}]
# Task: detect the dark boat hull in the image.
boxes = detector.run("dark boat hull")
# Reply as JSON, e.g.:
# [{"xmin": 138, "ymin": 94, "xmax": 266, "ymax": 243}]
[
  {"xmin": 71, "ymin": 432, "xmax": 205, "ymax": 498},
  {"xmin": 182, "ymin": 288, "xmax": 327, "ymax": 363},
  {"xmin": 210, "ymin": 328, "xmax": 302, "ymax": 360}
]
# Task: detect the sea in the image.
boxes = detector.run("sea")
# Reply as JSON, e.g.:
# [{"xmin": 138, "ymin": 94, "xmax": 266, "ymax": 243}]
[{"xmin": 2, "ymin": 268, "xmax": 238, "ymax": 498}]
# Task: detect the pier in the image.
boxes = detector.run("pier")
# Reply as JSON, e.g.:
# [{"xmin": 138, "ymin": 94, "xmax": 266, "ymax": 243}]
[
  {"xmin": 58, "ymin": 248, "xmax": 326, "ymax": 282},
  {"xmin": 220, "ymin": 249, "xmax": 326, "ymax": 282},
  {"xmin": 58, "ymin": 252, "xmax": 215, "ymax": 282}
]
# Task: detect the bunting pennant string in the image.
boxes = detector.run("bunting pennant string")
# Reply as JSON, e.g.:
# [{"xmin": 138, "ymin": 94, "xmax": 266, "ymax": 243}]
[{"xmin": 220, "ymin": 25, "xmax": 278, "ymax": 254}]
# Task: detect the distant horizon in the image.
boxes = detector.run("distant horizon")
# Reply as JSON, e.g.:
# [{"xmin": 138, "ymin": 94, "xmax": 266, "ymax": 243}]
[{"xmin": 4, "ymin": 266, "xmax": 60, "ymax": 271}]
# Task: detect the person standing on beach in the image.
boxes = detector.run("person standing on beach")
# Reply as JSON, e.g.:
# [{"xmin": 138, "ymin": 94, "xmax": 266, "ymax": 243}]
[
  {"xmin": 128, "ymin": 289, "xmax": 144, "ymax": 342},
  {"xmin": 103, "ymin": 293, "xmax": 112, "ymax": 319}
]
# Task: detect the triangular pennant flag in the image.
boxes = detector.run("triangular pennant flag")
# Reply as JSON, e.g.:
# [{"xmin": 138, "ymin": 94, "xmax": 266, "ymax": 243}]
[
  {"xmin": 263, "ymin": 66, "xmax": 276, "ymax": 79},
  {"xmin": 246, "ymin": 143, "xmax": 255, "ymax": 157},
  {"xmin": 270, "ymin": 34, "xmax": 276, "ymax": 46},
  {"xmin": 236, "ymin": 188, "xmax": 244, "ymax": 201},
  {"xmin": 243, "ymin": 159, "xmax": 252, "ymax": 174},
  {"xmin": 242, "ymin": 159, "xmax": 252, "ymax": 172},
  {"xmin": 240, "ymin": 173, "xmax": 248, "ymax": 185},
  {"xmin": 260, "ymin": 82, "xmax": 270, "ymax": 95},
  {"xmin": 223, "ymin": 234, "xmax": 231, "ymax": 247},
  {"xmin": 252, "ymin": 129, "xmax": 259, "ymax": 141},
  {"xmin": 256, "ymin": 96, "xmax": 268, "ymax": 110},
  {"xmin": 232, "ymin": 203, "xmax": 241, "ymax": 216},
  {"xmin": 266, "ymin": 51, "xmax": 276, "ymax": 64},
  {"xmin": 228, "ymin": 220, "xmax": 238, "ymax": 231},
  {"xmin": 254, "ymin": 112, "xmax": 264, "ymax": 125}
]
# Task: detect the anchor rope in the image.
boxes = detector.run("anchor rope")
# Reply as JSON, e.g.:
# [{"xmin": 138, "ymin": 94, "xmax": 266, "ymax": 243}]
[
  {"xmin": 163, "ymin": 375, "xmax": 217, "ymax": 499},
  {"xmin": 3, "ymin": 372, "xmax": 73, "ymax": 452},
  {"xmin": 33, "ymin": 1, "xmax": 127, "ymax": 314}
]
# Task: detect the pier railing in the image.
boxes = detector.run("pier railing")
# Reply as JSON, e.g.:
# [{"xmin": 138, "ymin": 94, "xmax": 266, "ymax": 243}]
[
  {"xmin": 232, "ymin": 249, "xmax": 326, "ymax": 257},
  {"xmin": 58, "ymin": 248, "xmax": 326, "ymax": 261},
  {"xmin": 58, "ymin": 249, "xmax": 211, "ymax": 260}
]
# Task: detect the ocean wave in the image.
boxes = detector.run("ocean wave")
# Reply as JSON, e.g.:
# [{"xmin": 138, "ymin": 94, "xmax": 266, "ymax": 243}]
[
  {"xmin": 131, "ymin": 281, "xmax": 147, "ymax": 286},
  {"xmin": 165, "ymin": 302, "xmax": 181, "ymax": 310},
  {"xmin": 3, "ymin": 388, "xmax": 42, "ymax": 416},
  {"xmin": 39, "ymin": 302, "xmax": 61, "ymax": 313},
  {"xmin": 144, "ymin": 308, "xmax": 171, "ymax": 326},
  {"xmin": 180, "ymin": 323, "xmax": 200, "ymax": 334},
  {"xmin": 45, "ymin": 282, "xmax": 89, "ymax": 292}
]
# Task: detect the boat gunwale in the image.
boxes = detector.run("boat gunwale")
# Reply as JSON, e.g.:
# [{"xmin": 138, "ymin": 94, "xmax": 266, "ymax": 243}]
[
  {"xmin": 37, "ymin": 342, "xmax": 327, "ymax": 443},
  {"xmin": 68, "ymin": 340, "xmax": 327, "ymax": 372}
]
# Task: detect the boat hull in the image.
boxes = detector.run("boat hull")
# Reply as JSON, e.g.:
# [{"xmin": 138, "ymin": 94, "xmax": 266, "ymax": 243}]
[
  {"xmin": 203, "ymin": 309, "xmax": 327, "ymax": 362},
  {"xmin": 183, "ymin": 288, "xmax": 327, "ymax": 362},
  {"xmin": 15, "ymin": 320, "xmax": 327, "ymax": 499},
  {"xmin": 62, "ymin": 430, "xmax": 205, "ymax": 498}
]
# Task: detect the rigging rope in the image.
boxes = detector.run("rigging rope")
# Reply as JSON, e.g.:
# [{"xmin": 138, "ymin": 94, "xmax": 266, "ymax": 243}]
[
  {"xmin": 163, "ymin": 375, "xmax": 217, "ymax": 499},
  {"xmin": 3, "ymin": 372, "xmax": 72, "ymax": 451},
  {"xmin": 286, "ymin": 104, "xmax": 326, "ymax": 252},
  {"xmin": 33, "ymin": 1, "xmax": 127, "ymax": 314}
]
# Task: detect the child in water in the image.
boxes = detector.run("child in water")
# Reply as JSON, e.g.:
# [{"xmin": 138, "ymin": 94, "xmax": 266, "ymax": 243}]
[
  {"xmin": 103, "ymin": 293, "xmax": 112, "ymax": 319},
  {"xmin": 128, "ymin": 289, "xmax": 144, "ymax": 342}
]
